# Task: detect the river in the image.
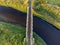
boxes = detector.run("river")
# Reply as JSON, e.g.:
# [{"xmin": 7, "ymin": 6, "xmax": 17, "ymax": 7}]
[{"xmin": 0, "ymin": 6, "xmax": 60, "ymax": 45}]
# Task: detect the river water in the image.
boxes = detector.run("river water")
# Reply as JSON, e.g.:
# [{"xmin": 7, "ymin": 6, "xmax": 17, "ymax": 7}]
[{"xmin": 0, "ymin": 6, "xmax": 60, "ymax": 45}]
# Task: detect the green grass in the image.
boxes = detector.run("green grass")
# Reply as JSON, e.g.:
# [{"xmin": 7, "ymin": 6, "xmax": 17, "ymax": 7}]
[
  {"xmin": 0, "ymin": 22, "xmax": 46, "ymax": 45},
  {"xmin": 46, "ymin": 0, "xmax": 60, "ymax": 4}
]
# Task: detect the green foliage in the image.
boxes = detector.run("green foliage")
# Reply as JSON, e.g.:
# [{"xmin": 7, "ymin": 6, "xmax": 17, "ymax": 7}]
[
  {"xmin": 33, "ymin": 0, "xmax": 60, "ymax": 29},
  {"xmin": 0, "ymin": 22, "xmax": 46, "ymax": 45},
  {"xmin": 46, "ymin": 0, "xmax": 60, "ymax": 4}
]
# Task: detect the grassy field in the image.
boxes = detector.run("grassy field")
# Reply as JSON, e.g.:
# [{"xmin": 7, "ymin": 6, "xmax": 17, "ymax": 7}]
[
  {"xmin": 0, "ymin": 22, "xmax": 46, "ymax": 45},
  {"xmin": 46, "ymin": 0, "xmax": 60, "ymax": 4}
]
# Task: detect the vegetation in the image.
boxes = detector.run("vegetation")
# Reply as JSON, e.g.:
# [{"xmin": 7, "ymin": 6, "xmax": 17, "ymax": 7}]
[
  {"xmin": 0, "ymin": 22, "xmax": 46, "ymax": 45},
  {"xmin": 46, "ymin": 0, "xmax": 60, "ymax": 4},
  {"xmin": 33, "ymin": 0, "xmax": 60, "ymax": 29}
]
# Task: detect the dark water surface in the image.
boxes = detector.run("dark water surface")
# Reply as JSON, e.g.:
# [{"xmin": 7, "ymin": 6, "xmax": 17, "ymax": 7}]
[{"xmin": 0, "ymin": 6, "xmax": 60, "ymax": 45}]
